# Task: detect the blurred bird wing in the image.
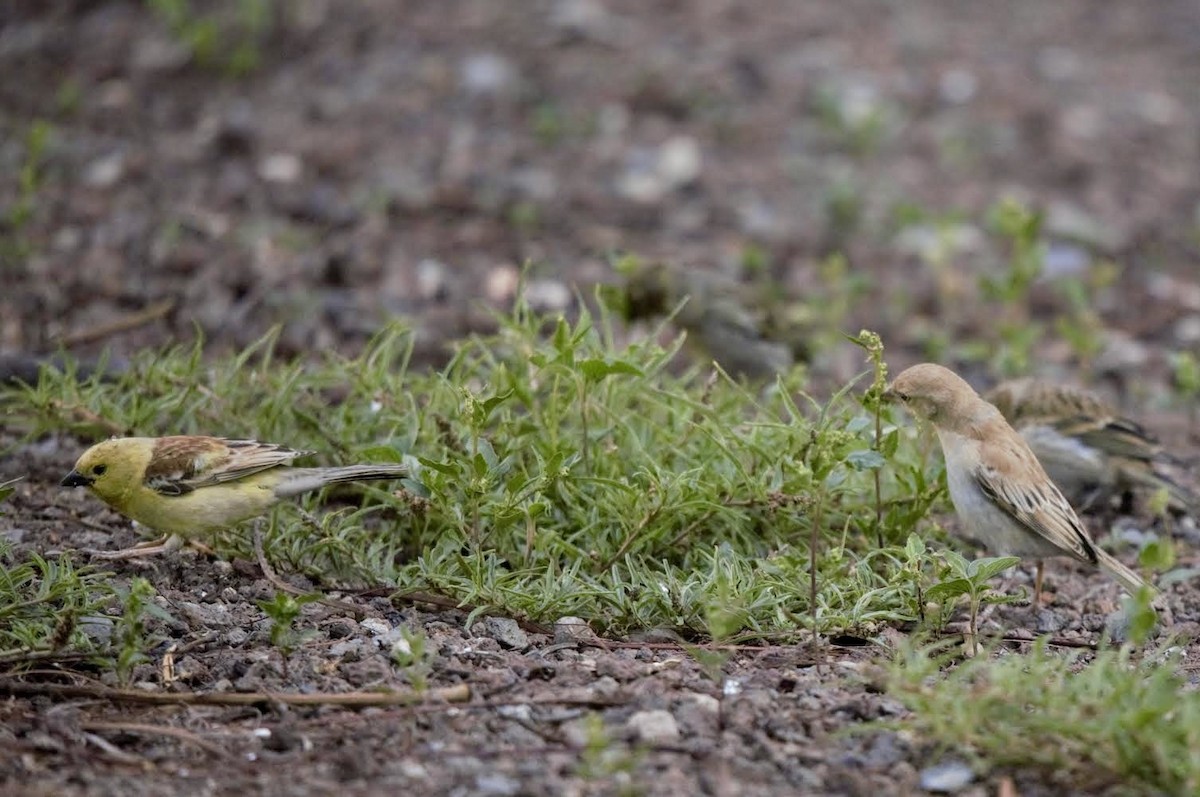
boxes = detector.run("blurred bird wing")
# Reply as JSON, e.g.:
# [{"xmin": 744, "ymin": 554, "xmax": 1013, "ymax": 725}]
[
  {"xmin": 144, "ymin": 437, "xmax": 311, "ymax": 496},
  {"xmin": 1055, "ymin": 414, "xmax": 1160, "ymax": 461},
  {"xmin": 992, "ymin": 379, "xmax": 1160, "ymax": 460},
  {"xmin": 973, "ymin": 438, "xmax": 1099, "ymax": 564}
]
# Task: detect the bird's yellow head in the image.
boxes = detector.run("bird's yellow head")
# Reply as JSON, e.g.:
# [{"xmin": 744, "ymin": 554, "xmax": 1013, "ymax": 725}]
[
  {"xmin": 884, "ymin": 363, "xmax": 981, "ymax": 427},
  {"xmin": 62, "ymin": 438, "xmax": 153, "ymax": 504}
]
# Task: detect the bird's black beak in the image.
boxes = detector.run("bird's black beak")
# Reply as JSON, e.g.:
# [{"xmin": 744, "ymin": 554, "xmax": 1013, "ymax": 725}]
[
  {"xmin": 61, "ymin": 470, "xmax": 93, "ymax": 488},
  {"xmin": 880, "ymin": 385, "xmax": 896, "ymax": 402}
]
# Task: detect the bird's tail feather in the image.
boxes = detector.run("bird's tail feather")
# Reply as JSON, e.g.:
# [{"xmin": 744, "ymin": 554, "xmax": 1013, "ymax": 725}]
[
  {"xmin": 1096, "ymin": 548, "xmax": 1156, "ymax": 598},
  {"xmin": 274, "ymin": 464, "xmax": 408, "ymax": 498},
  {"xmin": 1117, "ymin": 456, "xmax": 1199, "ymax": 514},
  {"xmin": 1150, "ymin": 464, "xmax": 1200, "ymax": 514}
]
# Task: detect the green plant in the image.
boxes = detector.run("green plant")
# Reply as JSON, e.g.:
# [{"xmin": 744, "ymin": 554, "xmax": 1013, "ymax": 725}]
[
  {"xmin": 257, "ymin": 590, "xmax": 321, "ymax": 654},
  {"xmin": 1171, "ymin": 350, "xmax": 1200, "ymax": 431},
  {"xmin": 811, "ymin": 82, "xmax": 890, "ymax": 157},
  {"xmin": 850, "ymin": 329, "xmax": 890, "ymax": 547},
  {"xmin": 925, "ymin": 551, "xmax": 1021, "ymax": 650},
  {"xmin": 145, "ymin": 0, "xmax": 273, "ymax": 77},
  {"xmin": 980, "ymin": 198, "xmax": 1045, "ymax": 376},
  {"xmin": 889, "ymin": 639, "xmax": 1200, "ymax": 794},
  {"xmin": 0, "ymin": 542, "xmax": 109, "ymax": 666},
  {"xmin": 1050, "ymin": 262, "xmax": 1119, "ymax": 377},
  {"xmin": 576, "ymin": 713, "xmax": 641, "ymax": 790},
  {"xmin": 4, "ymin": 293, "xmax": 960, "ymax": 639},
  {"xmin": 389, "ymin": 626, "xmax": 433, "ymax": 691},
  {"xmin": 2, "ymin": 119, "xmax": 52, "ymax": 264},
  {"xmin": 110, "ymin": 577, "xmax": 171, "ymax": 685}
]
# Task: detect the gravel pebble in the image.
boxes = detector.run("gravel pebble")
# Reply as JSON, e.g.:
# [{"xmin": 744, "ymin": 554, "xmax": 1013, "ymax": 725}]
[
  {"xmin": 625, "ymin": 709, "xmax": 680, "ymax": 744},
  {"xmin": 918, "ymin": 760, "xmax": 975, "ymax": 793},
  {"xmin": 476, "ymin": 616, "xmax": 530, "ymax": 650}
]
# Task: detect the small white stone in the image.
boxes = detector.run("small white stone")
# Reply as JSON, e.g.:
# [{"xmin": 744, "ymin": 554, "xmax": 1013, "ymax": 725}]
[
  {"xmin": 625, "ymin": 709, "xmax": 680, "ymax": 744},
  {"xmin": 523, "ymin": 279, "xmax": 572, "ymax": 313},
  {"xmin": 416, "ymin": 258, "xmax": 448, "ymax": 300},
  {"xmin": 919, "ymin": 760, "xmax": 975, "ymax": 792},
  {"xmin": 938, "ymin": 69, "xmax": 977, "ymax": 104},
  {"xmin": 553, "ymin": 616, "xmax": 594, "ymax": 644},
  {"xmin": 1174, "ymin": 315, "xmax": 1200, "ymax": 345},
  {"xmin": 400, "ymin": 760, "xmax": 428, "ymax": 779},
  {"xmin": 1137, "ymin": 92, "xmax": 1180, "ymax": 126},
  {"xmin": 83, "ymin": 153, "xmax": 125, "ymax": 188},
  {"xmin": 485, "ymin": 265, "xmax": 521, "ymax": 304},
  {"xmin": 687, "ymin": 692, "xmax": 721, "ymax": 714},
  {"xmin": 460, "ymin": 53, "xmax": 517, "ymax": 96},
  {"xmin": 259, "ymin": 153, "xmax": 302, "ymax": 183},
  {"xmin": 657, "ymin": 135, "xmax": 702, "ymax": 187},
  {"xmin": 360, "ymin": 617, "xmax": 391, "ymax": 636}
]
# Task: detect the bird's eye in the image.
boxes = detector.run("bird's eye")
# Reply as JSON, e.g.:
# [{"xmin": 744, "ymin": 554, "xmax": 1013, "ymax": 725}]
[
  {"xmin": 895, "ymin": 392, "xmax": 909, "ymax": 401},
  {"xmin": 92, "ymin": 464, "xmax": 107, "ymax": 476}
]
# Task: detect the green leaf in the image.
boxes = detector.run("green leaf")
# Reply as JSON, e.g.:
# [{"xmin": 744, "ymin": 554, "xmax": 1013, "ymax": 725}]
[
  {"xmin": 940, "ymin": 549, "xmax": 970, "ymax": 577},
  {"xmin": 480, "ymin": 389, "xmax": 515, "ymax": 419},
  {"xmin": 967, "ymin": 556, "xmax": 1021, "ymax": 583},
  {"xmin": 552, "ymin": 317, "xmax": 572, "ymax": 354},
  {"xmin": 358, "ymin": 446, "xmax": 405, "ymax": 463},
  {"xmin": 844, "ymin": 415, "xmax": 872, "ymax": 434},
  {"xmin": 1122, "ymin": 588, "xmax": 1160, "ymax": 646},
  {"xmin": 579, "ymin": 358, "xmax": 644, "ymax": 383},
  {"xmin": 416, "ymin": 457, "xmax": 459, "ymax": 476},
  {"xmin": 1139, "ymin": 539, "xmax": 1175, "ymax": 572},
  {"xmin": 926, "ymin": 578, "xmax": 972, "ymax": 602},
  {"xmin": 844, "ymin": 449, "xmax": 885, "ymax": 471},
  {"xmin": 0, "ymin": 477, "xmax": 20, "ymax": 504}
]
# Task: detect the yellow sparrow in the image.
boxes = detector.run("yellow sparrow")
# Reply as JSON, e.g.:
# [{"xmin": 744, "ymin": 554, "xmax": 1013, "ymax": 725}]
[{"xmin": 62, "ymin": 436, "xmax": 407, "ymax": 557}]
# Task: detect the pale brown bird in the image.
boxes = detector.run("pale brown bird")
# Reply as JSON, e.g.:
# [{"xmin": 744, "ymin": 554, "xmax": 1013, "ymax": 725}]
[
  {"xmin": 620, "ymin": 261, "xmax": 801, "ymax": 380},
  {"xmin": 885, "ymin": 363, "xmax": 1154, "ymax": 602},
  {"xmin": 62, "ymin": 436, "xmax": 407, "ymax": 558},
  {"xmin": 985, "ymin": 378, "xmax": 1197, "ymax": 515}
]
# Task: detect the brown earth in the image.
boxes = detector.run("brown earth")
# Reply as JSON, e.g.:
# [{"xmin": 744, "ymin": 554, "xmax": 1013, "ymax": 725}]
[{"xmin": 4, "ymin": 1, "xmax": 1200, "ymax": 795}]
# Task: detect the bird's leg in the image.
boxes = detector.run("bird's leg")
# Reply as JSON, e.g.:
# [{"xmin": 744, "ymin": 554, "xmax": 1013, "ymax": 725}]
[
  {"xmin": 85, "ymin": 534, "xmax": 185, "ymax": 559},
  {"xmin": 1079, "ymin": 485, "xmax": 1104, "ymax": 513},
  {"xmin": 1034, "ymin": 560, "xmax": 1044, "ymax": 606}
]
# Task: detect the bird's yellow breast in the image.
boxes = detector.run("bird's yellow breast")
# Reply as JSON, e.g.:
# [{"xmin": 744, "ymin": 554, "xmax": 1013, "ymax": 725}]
[{"xmin": 112, "ymin": 471, "xmax": 284, "ymax": 538}]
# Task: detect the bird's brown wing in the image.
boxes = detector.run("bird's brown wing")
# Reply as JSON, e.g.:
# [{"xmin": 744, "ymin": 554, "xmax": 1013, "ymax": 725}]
[
  {"xmin": 973, "ymin": 437, "xmax": 1099, "ymax": 565},
  {"xmin": 1055, "ymin": 414, "xmax": 1160, "ymax": 462},
  {"xmin": 144, "ymin": 436, "xmax": 310, "ymax": 496},
  {"xmin": 990, "ymin": 379, "xmax": 1161, "ymax": 461}
]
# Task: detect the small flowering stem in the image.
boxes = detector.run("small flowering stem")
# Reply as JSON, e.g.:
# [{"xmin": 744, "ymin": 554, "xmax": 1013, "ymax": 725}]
[{"xmin": 849, "ymin": 330, "xmax": 889, "ymax": 547}]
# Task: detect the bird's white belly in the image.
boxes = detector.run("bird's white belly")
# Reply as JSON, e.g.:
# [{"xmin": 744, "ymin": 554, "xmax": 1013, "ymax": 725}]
[{"xmin": 941, "ymin": 436, "xmax": 1064, "ymax": 559}]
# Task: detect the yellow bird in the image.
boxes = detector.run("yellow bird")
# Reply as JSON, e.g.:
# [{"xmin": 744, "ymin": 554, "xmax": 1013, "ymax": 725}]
[{"xmin": 61, "ymin": 435, "xmax": 407, "ymax": 557}]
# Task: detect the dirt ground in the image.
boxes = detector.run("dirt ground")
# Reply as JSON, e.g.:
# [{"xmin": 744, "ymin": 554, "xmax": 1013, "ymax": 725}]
[{"xmin": 5, "ymin": 1, "xmax": 1200, "ymax": 795}]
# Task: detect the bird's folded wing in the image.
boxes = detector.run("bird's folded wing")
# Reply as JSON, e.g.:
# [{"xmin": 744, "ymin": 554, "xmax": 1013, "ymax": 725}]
[
  {"xmin": 1053, "ymin": 413, "xmax": 1159, "ymax": 461},
  {"xmin": 145, "ymin": 437, "xmax": 311, "ymax": 495},
  {"xmin": 973, "ymin": 443, "xmax": 1099, "ymax": 565}
]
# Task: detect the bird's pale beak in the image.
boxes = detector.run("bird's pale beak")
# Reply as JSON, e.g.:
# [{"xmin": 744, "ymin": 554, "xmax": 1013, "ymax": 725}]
[{"xmin": 61, "ymin": 470, "xmax": 94, "ymax": 488}]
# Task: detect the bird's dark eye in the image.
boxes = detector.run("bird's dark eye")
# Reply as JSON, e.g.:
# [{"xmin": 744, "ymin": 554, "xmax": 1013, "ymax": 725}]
[{"xmin": 92, "ymin": 464, "xmax": 107, "ymax": 476}]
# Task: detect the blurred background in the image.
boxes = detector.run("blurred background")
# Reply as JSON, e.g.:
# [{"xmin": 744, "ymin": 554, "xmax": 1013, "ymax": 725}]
[{"xmin": 3, "ymin": 0, "xmax": 1200, "ymax": 401}]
